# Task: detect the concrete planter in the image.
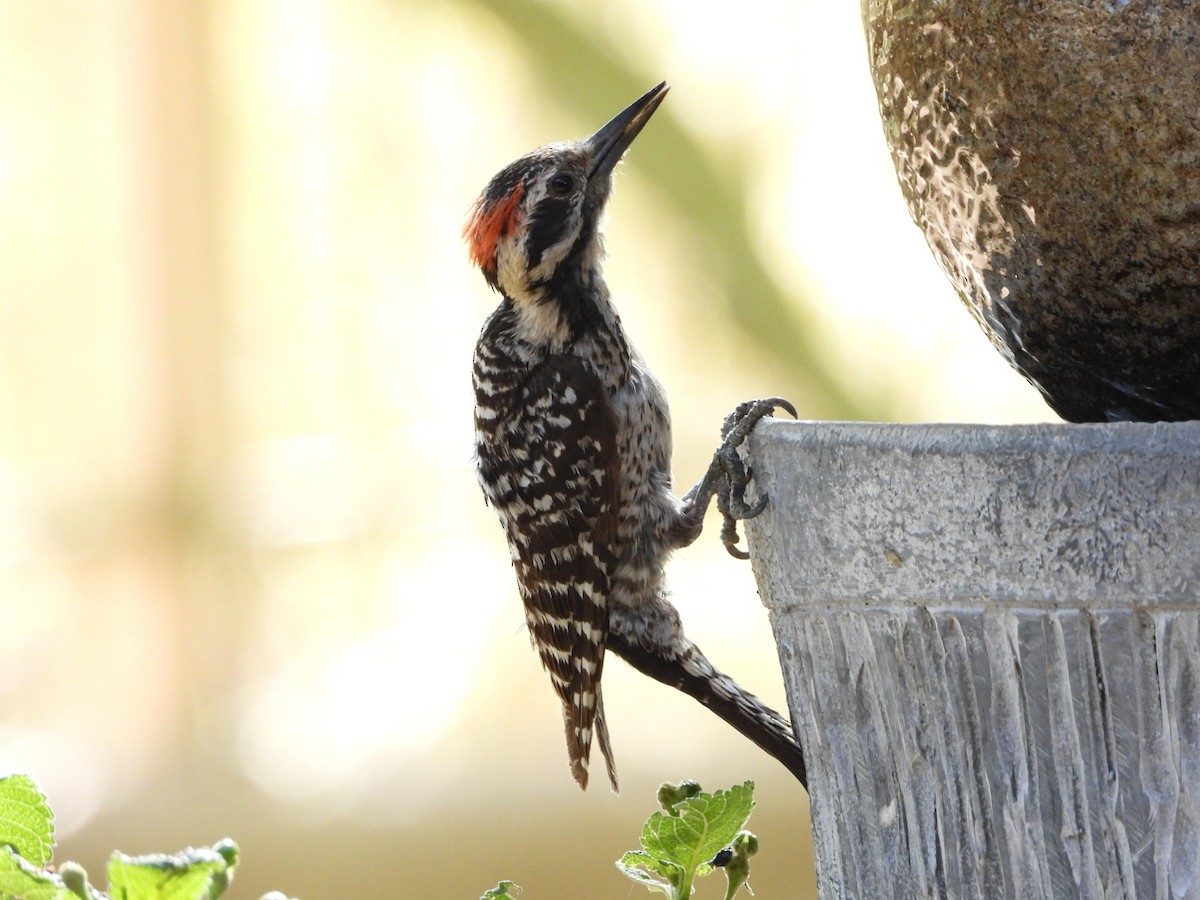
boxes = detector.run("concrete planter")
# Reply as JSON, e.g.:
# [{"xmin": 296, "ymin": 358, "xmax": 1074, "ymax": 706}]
[{"xmin": 745, "ymin": 420, "xmax": 1200, "ymax": 898}]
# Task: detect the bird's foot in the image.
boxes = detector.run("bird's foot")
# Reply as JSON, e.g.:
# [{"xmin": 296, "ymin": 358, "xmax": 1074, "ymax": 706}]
[
  {"xmin": 719, "ymin": 397, "xmax": 798, "ymax": 443},
  {"xmin": 683, "ymin": 398, "xmax": 797, "ymax": 559}
]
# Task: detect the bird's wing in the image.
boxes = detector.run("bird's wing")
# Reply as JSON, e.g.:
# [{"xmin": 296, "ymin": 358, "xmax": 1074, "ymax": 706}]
[{"xmin": 494, "ymin": 353, "xmax": 620, "ymax": 790}]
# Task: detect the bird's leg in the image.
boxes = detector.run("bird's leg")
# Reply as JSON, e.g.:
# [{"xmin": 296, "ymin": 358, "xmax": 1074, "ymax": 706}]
[{"xmin": 676, "ymin": 397, "xmax": 797, "ymax": 558}]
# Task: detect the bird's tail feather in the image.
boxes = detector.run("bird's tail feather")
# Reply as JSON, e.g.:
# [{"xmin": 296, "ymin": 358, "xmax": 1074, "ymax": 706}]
[{"xmin": 565, "ymin": 686, "xmax": 620, "ymax": 792}]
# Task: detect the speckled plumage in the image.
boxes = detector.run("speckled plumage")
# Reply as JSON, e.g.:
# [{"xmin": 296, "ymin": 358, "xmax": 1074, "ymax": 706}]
[{"xmin": 468, "ymin": 84, "xmax": 807, "ymax": 790}]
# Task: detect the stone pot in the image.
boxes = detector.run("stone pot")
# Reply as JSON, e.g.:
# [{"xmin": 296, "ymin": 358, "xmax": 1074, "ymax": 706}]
[
  {"xmin": 747, "ymin": 419, "xmax": 1200, "ymax": 898},
  {"xmin": 862, "ymin": 0, "xmax": 1200, "ymax": 422}
]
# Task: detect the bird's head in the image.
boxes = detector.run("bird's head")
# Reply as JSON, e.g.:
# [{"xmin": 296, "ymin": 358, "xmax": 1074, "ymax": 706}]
[{"xmin": 464, "ymin": 82, "xmax": 668, "ymax": 304}]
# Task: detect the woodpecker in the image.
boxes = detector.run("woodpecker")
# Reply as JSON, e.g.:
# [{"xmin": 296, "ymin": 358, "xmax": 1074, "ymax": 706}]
[{"xmin": 467, "ymin": 82, "xmax": 807, "ymax": 792}]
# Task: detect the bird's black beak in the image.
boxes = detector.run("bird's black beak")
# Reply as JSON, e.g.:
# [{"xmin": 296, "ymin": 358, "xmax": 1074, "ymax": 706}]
[{"xmin": 586, "ymin": 82, "xmax": 669, "ymax": 182}]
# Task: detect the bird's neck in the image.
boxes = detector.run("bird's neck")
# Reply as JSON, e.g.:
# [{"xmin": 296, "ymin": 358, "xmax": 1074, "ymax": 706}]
[{"xmin": 503, "ymin": 264, "xmax": 633, "ymax": 390}]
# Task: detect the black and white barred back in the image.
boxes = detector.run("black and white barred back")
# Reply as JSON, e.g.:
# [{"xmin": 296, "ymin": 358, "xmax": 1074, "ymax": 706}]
[{"xmin": 468, "ymin": 83, "xmax": 807, "ymax": 791}]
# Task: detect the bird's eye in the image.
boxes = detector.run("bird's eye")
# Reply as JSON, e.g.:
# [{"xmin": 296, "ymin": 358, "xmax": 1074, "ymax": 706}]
[{"xmin": 549, "ymin": 174, "xmax": 574, "ymax": 196}]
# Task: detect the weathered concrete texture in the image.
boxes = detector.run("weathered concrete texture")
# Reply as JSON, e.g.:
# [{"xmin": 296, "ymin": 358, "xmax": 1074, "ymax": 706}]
[{"xmin": 745, "ymin": 420, "xmax": 1200, "ymax": 899}]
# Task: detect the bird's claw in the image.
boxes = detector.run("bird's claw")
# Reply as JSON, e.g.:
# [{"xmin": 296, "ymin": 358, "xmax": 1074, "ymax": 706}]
[
  {"xmin": 712, "ymin": 397, "xmax": 796, "ymax": 558},
  {"xmin": 678, "ymin": 397, "xmax": 796, "ymax": 558},
  {"xmin": 720, "ymin": 396, "xmax": 798, "ymax": 443},
  {"xmin": 719, "ymin": 517, "xmax": 751, "ymax": 559}
]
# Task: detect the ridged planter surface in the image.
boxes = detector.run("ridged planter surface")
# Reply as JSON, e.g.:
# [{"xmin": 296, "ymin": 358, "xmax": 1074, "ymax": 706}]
[
  {"xmin": 746, "ymin": 421, "xmax": 1200, "ymax": 899},
  {"xmin": 862, "ymin": 1, "xmax": 1200, "ymax": 422}
]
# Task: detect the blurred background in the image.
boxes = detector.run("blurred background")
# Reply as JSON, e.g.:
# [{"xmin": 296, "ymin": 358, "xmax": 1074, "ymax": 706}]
[{"xmin": 0, "ymin": 0, "xmax": 1054, "ymax": 897}]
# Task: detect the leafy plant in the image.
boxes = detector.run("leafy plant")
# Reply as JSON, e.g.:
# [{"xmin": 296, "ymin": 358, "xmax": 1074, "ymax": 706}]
[
  {"xmin": 618, "ymin": 781, "xmax": 758, "ymax": 899},
  {"xmin": 487, "ymin": 780, "xmax": 760, "ymax": 898},
  {"xmin": 0, "ymin": 773, "xmax": 289, "ymax": 900},
  {"xmin": 479, "ymin": 882, "xmax": 520, "ymax": 899}
]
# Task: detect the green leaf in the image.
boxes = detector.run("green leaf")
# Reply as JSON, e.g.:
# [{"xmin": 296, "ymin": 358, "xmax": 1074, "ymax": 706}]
[
  {"xmin": 0, "ymin": 845, "xmax": 71, "ymax": 900},
  {"xmin": 479, "ymin": 881, "xmax": 521, "ymax": 899},
  {"xmin": 107, "ymin": 845, "xmax": 233, "ymax": 900},
  {"xmin": 614, "ymin": 851, "xmax": 682, "ymax": 896},
  {"xmin": 640, "ymin": 781, "xmax": 755, "ymax": 875},
  {"xmin": 204, "ymin": 840, "xmax": 239, "ymax": 898},
  {"xmin": 617, "ymin": 783, "xmax": 758, "ymax": 899},
  {"xmin": 0, "ymin": 773, "xmax": 55, "ymax": 867},
  {"xmin": 656, "ymin": 781, "xmax": 701, "ymax": 815}
]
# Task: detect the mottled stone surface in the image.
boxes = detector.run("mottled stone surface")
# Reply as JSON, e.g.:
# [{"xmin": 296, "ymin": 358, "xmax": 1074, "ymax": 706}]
[
  {"xmin": 745, "ymin": 420, "xmax": 1200, "ymax": 898},
  {"xmin": 862, "ymin": 0, "xmax": 1200, "ymax": 422}
]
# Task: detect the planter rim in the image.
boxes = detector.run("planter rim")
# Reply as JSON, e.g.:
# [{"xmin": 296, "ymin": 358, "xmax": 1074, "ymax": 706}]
[
  {"xmin": 744, "ymin": 418, "xmax": 1200, "ymax": 611},
  {"xmin": 758, "ymin": 417, "xmax": 1200, "ymax": 448}
]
